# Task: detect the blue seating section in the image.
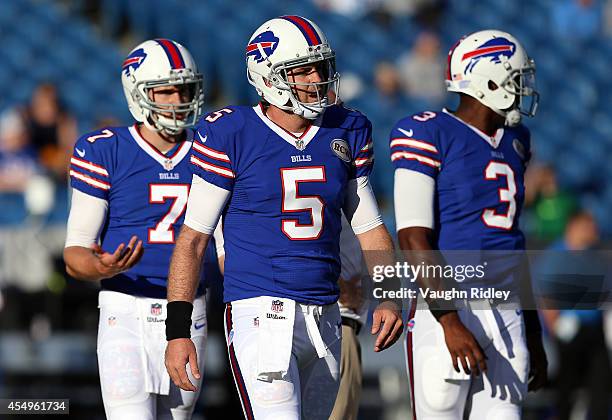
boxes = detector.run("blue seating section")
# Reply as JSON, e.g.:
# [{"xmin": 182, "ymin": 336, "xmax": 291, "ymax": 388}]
[{"xmin": 0, "ymin": 0, "xmax": 610, "ymax": 235}]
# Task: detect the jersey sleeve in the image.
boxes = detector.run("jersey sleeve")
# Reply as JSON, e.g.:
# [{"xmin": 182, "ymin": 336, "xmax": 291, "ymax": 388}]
[
  {"xmin": 389, "ymin": 116, "xmax": 441, "ymax": 179},
  {"xmin": 352, "ymin": 117, "xmax": 374, "ymax": 179},
  {"xmin": 190, "ymin": 123, "xmax": 236, "ymax": 191},
  {"xmin": 69, "ymin": 129, "xmax": 115, "ymax": 200}
]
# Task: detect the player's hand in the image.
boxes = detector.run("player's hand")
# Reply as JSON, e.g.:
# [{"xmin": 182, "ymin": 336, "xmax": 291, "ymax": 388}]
[
  {"xmin": 165, "ymin": 338, "xmax": 201, "ymax": 392},
  {"xmin": 526, "ymin": 332, "xmax": 548, "ymax": 391},
  {"xmin": 91, "ymin": 235, "xmax": 144, "ymax": 277},
  {"xmin": 371, "ymin": 300, "xmax": 403, "ymax": 352},
  {"xmin": 439, "ymin": 312, "xmax": 487, "ymax": 376}
]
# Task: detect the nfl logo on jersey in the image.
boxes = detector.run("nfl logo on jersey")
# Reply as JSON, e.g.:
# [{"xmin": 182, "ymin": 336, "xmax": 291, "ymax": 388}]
[
  {"xmin": 150, "ymin": 303, "xmax": 162, "ymax": 316},
  {"xmin": 271, "ymin": 300, "xmax": 284, "ymax": 313}
]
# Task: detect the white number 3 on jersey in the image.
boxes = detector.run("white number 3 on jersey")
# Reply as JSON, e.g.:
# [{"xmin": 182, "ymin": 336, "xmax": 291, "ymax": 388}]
[
  {"xmin": 482, "ymin": 162, "xmax": 516, "ymax": 230},
  {"xmin": 148, "ymin": 184, "xmax": 189, "ymax": 243}
]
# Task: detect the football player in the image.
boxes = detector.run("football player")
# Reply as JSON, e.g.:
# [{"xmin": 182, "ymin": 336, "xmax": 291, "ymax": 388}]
[
  {"xmin": 164, "ymin": 16, "xmax": 403, "ymax": 419},
  {"xmin": 63, "ymin": 39, "xmax": 222, "ymax": 420},
  {"xmin": 392, "ymin": 30, "xmax": 548, "ymax": 418}
]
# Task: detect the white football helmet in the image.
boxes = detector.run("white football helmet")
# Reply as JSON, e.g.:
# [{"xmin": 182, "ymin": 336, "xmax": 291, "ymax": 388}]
[
  {"xmin": 121, "ymin": 39, "xmax": 204, "ymax": 135},
  {"xmin": 446, "ymin": 29, "xmax": 538, "ymax": 126},
  {"xmin": 246, "ymin": 16, "xmax": 340, "ymax": 120}
]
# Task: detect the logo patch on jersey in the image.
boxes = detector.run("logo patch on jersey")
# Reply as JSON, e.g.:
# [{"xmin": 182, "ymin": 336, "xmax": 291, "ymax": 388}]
[
  {"xmin": 76, "ymin": 147, "xmax": 86, "ymax": 157},
  {"xmin": 330, "ymin": 139, "xmax": 351, "ymax": 163},
  {"xmin": 462, "ymin": 37, "xmax": 516, "ymax": 74},
  {"xmin": 397, "ymin": 128, "xmax": 414, "ymax": 138},
  {"xmin": 246, "ymin": 31, "xmax": 279, "ymax": 63},
  {"xmin": 512, "ymin": 138, "xmax": 526, "ymax": 160},
  {"xmin": 407, "ymin": 318, "xmax": 415, "ymax": 332},
  {"xmin": 271, "ymin": 299, "xmax": 284, "ymax": 313},
  {"xmin": 163, "ymin": 159, "xmax": 175, "ymax": 171},
  {"xmin": 150, "ymin": 303, "xmax": 162, "ymax": 316},
  {"xmin": 122, "ymin": 48, "xmax": 147, "ymax": 75}
]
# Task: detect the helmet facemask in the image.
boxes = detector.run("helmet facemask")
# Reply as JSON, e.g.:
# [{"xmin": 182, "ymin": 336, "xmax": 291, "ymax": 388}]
[
  {"xmin": 135, "ymin": 69, "xmax": 204, "ymax": 136},
  {"xmin": 275, "ymin": 49, "xmax": 340, "ymax": 118},
  {"xmin": 254, "ymin": 44, "xmax": 340, "ymax": 119},
  {"xmin": 500, "ymin": 60, "xmax": 539, "ymax": 118}
]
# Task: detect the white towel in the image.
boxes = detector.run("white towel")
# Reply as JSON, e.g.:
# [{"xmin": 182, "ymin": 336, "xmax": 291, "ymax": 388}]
[
  {"xmin": 139, "ymin": 299, "xmax": 171, "ymax": 396},
  {"xmin": 256, "ymin": 296, "xmax": 295, "ymax": 381},
  {"xmin": 303, "ymin": 305, "xmax": 328, "ymax": 359}
]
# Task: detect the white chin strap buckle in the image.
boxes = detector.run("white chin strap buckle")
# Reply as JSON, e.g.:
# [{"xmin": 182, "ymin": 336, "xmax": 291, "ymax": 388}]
[{"xmin": 505, "ymin": 109, "xmax": 521, "ymax": 127}]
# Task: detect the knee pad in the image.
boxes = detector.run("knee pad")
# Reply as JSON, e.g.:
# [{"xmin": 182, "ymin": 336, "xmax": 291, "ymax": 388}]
[
  {"xmin": 98, "ymin": 339, "xmax": 147, "ymax": 404},
  {"xmin": 420, "ymin": 353, "xmax": 468, "ymax": 413},
  {"xmin": 259, "ymin": 411, "xmax": 300, "ymax": 420},
  {"xmin": 250, "ymin": 376, "xmax": 295, "ymax": 406},
  {"xmin": 482, "ymin": 403, "xmax": 521, "ymax": 420}
]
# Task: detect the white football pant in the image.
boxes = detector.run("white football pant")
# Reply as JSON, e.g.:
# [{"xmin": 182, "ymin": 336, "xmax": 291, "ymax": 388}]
[
  {"xmin": 224, "ymin": 296, "xmax": 342, "ymax": 420},
  {"xmin": 97, "ymin": 290, "xmax": 207, "ymax": 420},
  {"xmin": 406, "ymin": 298, "xmax": 529, "ymax": 420}
]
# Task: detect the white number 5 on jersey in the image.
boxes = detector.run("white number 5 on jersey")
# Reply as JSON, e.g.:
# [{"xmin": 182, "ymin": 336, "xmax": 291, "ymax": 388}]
[
  {"xmin": 149, "ymin": 184, "xmax": 189, "ymax": 243},
  {"xmin": 482, "ymin": 162, "xmax": 516, "ymax": 230},
  {"xmin": 280, "ymin": 167, "xmax": 326, "ymax": 240}
]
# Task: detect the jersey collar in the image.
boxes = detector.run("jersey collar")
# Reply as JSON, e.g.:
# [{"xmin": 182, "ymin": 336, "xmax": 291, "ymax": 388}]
[
  {"xmin": 253, "ymin": 104, "xmax": 322, "ymax": 151},
  {"xmin": 442, "ymin": 109, "xmax": 504, "ymax": 149},
  {"xmin": 129, "ymin": 125, "xmax": 193, "ymax": 170}
]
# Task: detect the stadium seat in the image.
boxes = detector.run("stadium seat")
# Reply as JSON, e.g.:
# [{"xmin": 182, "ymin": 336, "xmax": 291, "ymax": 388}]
[{"xmin": 0, "ymin": 0, "xmax": 608, "ymax": 231}]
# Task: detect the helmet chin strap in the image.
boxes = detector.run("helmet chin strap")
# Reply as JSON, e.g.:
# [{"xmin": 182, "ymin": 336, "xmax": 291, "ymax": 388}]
[
  {"xmin": 487, "ymin": 105, "xmax": 522, "ymax": 127},
  {"xmin": 505, "ymin": 109, "xmax": 521, "ymax": 127},
  {"xmin": 145, "ymin": 114, "xmax": 184, "ymax": 137},
  {"xmin": 476, "ymin": 91, "xmax": 522, "ymax": 127},
  {"xmin": 143, "ymin": 116, "xmax": 162, "ymax": 133}
]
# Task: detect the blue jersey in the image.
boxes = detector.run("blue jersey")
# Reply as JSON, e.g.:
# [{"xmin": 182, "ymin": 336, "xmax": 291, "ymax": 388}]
[
  {"xmin": 390, "ymin": 109, "xmax": 531, "ymax": 251},
  {"xmin": 69, "ymin": 125, "xmax": 216, "ymax": 298},
  {"xmin": 190, "ymin": 104, "xmax": 374, "ymax": 305}
]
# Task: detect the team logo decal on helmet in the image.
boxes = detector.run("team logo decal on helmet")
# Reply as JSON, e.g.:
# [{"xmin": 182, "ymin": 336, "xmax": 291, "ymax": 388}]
[
  {"xmin": 246, "ymin": 31, "xmax": 279, "ymax": 63},
  {"xmin": 463, "ymin": 38, "xmax": 516, "ymax": 73},
  {"xmin": 122, "ymin": 48, "xmax": 147, "ymax": 75}
]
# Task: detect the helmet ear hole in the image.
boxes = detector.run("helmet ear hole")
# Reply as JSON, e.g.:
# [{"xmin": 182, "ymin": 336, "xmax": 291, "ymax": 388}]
[{"xmin": 488, "ymin": 80, "xmax": 499, "ymax": 91}]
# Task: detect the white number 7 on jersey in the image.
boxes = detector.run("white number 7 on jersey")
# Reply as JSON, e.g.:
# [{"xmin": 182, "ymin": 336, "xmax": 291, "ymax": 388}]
[
  {"xmin": 281, "ymin": 167, "xmax": 326, "ymax": 240},
  {"xmin": 149, "ymin": 184, "xmax": 189, "ymax": 243}
]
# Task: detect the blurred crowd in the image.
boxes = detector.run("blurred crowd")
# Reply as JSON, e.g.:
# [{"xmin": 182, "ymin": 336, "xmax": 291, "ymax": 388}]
[{"xmin": 0, "ymin": 0, "xmax": 611, "ymax": 418}]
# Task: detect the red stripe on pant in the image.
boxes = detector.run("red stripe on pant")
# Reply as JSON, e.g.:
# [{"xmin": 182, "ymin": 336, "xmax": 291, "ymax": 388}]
[
  {"xmin": 225, "ymin": 303, "xmax": 255, "ymax": 420},
  {"xmin": 407, "ymin": 298, "xmax": 417, "ymax": 419}
]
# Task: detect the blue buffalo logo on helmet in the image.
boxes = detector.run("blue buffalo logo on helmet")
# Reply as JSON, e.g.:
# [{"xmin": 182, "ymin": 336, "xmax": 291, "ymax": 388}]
[
  {"xmin": 122, "ymin": 48, "xmax": 148, "ymax": 75},
  {"xmin": 246, "ymin": 31, "xmax": 279, "ymax": 63},
  {"xmin": 462, "ymin": 38, "xmax": 516, "ymax": 74}
]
